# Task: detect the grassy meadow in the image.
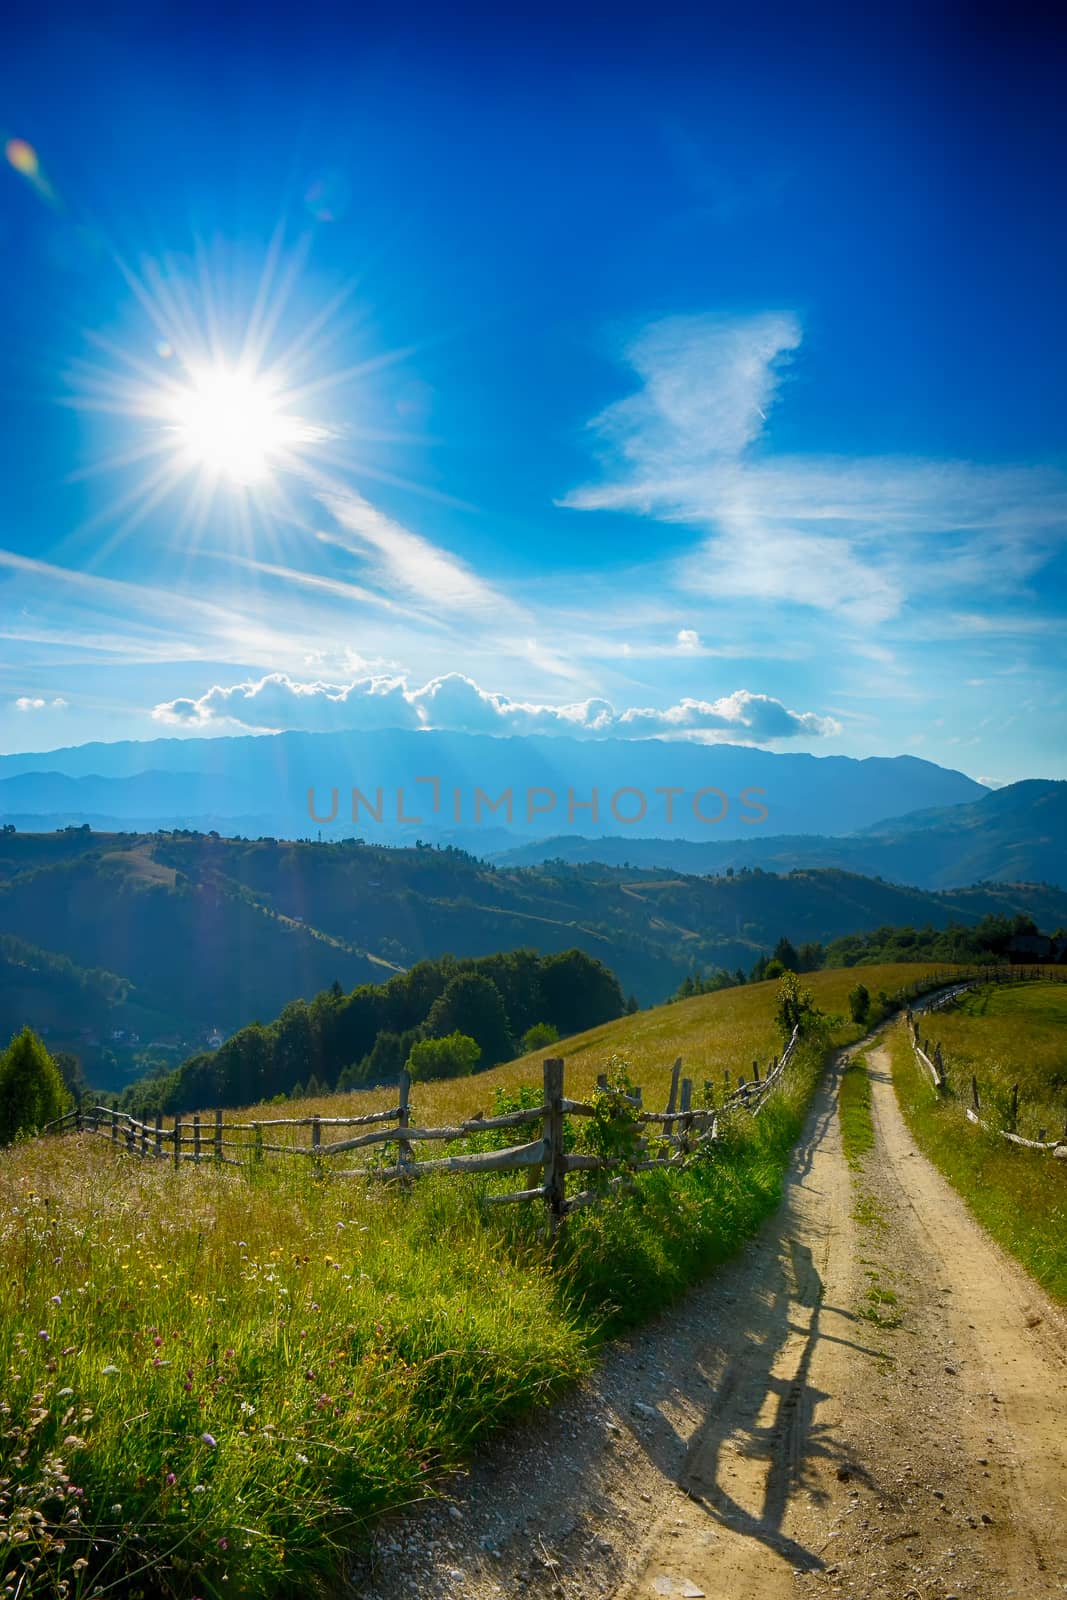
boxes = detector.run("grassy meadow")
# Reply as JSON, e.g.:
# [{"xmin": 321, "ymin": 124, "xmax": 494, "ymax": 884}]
[
  {"xmin": 889, "ymin": 985, "xmax": 1067, "ymax": 1304},
  {"xmin": 0, "ymin": 962, "xmax": 962, "ymax": 1598},
  {"xmin": 221, "ymin": 961, "xmax": 967, "ymax": 1133},
  {"xmin": 917, "ymin": 979, "xmax": 1067, "ymax": 1140}
]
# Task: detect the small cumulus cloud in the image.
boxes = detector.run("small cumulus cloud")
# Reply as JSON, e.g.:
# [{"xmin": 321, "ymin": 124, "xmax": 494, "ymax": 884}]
[
  {"xmin": 151, "ymin": 671, "xmax": 838, "ymax": 745},
  {"xmin": 14, "ymin": 695, "xmax": 67, "ymax": 712},
  {"xmin": 676, "ymin": 628, "xmax": 700, "ymax": 650}
]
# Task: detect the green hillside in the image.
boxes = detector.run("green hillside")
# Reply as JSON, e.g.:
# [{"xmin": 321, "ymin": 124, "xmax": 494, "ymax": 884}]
[{"xmin": 2, "ymin": 829, "xmax": 1066, "ymax": 1093}]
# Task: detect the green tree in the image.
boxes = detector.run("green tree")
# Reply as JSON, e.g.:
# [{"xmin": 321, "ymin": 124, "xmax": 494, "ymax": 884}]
[
  {"xmin": 796, "ymin": 942, "xmax": 825, "ymax": 973},
  {"xmin": 772, "ymin": 937, "xmax": 800, "ymax": 972},
  {"xmin": 538, "ymin": 949, "xmax": 624, "ymax": 1037},
  {"xmin": 424, "ymin": 972, "xmax": 514, "ymax": 1067},
  {"xmin": 775, "ymin": 972, "xmax": 823, "ymax": 1043},
  {"xmin": 522, "ymin": 1021, "xmax": 560, "ymax": 1054},
  {"xmin": 0, "ymin": 1028, "xmax": 68, "ymax": 1144},
  {"xmin": 848, "ymin": 983, "xmax": 871, "ymax": 1025},
  {"xmin": 407, "ymin": 1031, "xmax": 480, "ymax": 1082}
]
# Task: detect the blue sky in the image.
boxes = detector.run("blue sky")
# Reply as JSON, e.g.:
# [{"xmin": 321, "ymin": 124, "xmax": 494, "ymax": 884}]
[{"xmin": 1, "ymin": 2, "xmax": 1065, "ymax": 781}]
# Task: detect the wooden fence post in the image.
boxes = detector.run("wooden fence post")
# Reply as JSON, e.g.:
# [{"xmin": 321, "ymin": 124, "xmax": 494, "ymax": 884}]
[
  {"xmin": 542, "ymin": 1058, "xmax": 565, "ymax": 1234},
  {"xmin": 214, "ymin": 1108, "xmax": 223, "ymax": 1163},
  {"xmin": 155, "ymin": 1112, "xmax": 163, "ymax": 1158},
  {"xmin": 253, "ymin": 1123, "xmax": 263, "ymax": 1164},
  {"xmin": 678, "ymin": 1077, "xmax": 693, "ymax": 1157},
  {"xmin": 173, "ymin": 1115, "xmax": 182, "ymax": 1169},
  {"xmin": 752, "ymin": 1059, "xmax": 761, "ymax": 1084},
  {"xmin": 193, "ymin": 1114, "xmax": 201, "ymax": 1164},
  {"xmin": 596, "ymin": 1071, "xmax": 608, "ymax": 1090},
  {"xmin": 111, "ymin": 1106, "xmax": 118, "ymax": 1145},
  {"xmin": 312, "ymin": 1115, "xmax": 321, "ymax": 1154},
  {"xmin": 139, "ymin": 1119, "xmax": 148, "ymax": 1159},
  {"xmin": 664, "ymin": 1057, "xmax": 681, "ymax": 1136},
  {"xmin": 397, "ymin": 1071, "xmax": 412, "ymax": 1171}
]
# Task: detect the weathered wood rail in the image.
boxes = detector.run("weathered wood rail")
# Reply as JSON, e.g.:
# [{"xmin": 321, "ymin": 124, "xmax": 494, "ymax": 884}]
[
  {"xmin": 41, "ymin": 1027, "xmax": 803, "ymax": 1229},
  {"xmin": 905, "ymin": 966, "xmax": 1067, "ymax": 1155}
]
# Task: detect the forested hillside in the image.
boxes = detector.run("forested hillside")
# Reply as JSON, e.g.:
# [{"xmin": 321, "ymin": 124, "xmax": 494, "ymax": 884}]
[
  {"xmin": 123, "ymin": 946, "xmax": 625, "ymax": 1114},
  {"xmin": 3, "ymin": 828, "xmax": 1067, "ymax": 1092}
]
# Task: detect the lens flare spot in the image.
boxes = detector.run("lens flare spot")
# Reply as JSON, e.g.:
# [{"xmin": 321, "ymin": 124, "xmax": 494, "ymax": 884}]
[{"xmin": 5, "ymin": 138, "xmax": 39, "ymax": 177}]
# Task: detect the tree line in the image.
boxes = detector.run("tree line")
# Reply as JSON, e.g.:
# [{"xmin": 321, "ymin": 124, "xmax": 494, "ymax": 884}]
[
  {"xmin": 119, "ymin": 946, "xmax": 628, "ymax": 1116},
  {"xmin": 668, "ymin": 913, "xmax": 1059, "ymax": 1002}
]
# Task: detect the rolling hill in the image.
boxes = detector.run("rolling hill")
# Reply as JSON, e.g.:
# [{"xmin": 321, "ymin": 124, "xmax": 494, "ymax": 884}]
[
  {"xmin": 493, "ymin": 779, "xmax": 1067, "ymax": 890},
  {"xmin": 2, "ymin": 827, "xmax": 1066, "ymax": 1090}
]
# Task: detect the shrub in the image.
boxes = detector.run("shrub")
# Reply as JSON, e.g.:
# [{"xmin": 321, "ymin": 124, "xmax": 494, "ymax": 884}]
[
  {"xmin": 407, "ymin": 1031, "xmax": 481, "ymax": 1082},
  {"xmin": 522, "ymin": 1021, "xmax": 560, "ymax": 1053}
]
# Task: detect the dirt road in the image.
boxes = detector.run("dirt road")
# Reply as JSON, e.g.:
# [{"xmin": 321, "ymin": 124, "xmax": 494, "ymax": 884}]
[{"xmin": 352, "ymin": 1034, "xmax": 1067, "ymax": 1600}]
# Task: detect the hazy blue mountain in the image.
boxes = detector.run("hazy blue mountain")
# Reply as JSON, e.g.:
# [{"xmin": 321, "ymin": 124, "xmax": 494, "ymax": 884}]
[
  {"xmin": 491, "ymin": 779, "xmax": 1067, "ymax": 890},
  {"xmin": 0, "ymin": 728, "xmax": 986, "ymax": 843}
]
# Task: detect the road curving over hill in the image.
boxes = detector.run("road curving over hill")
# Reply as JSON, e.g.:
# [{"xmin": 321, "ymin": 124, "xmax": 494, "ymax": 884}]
[{"xmin": 350, "ymin": 1029, "xmax": 1067, "ymax": 1600}]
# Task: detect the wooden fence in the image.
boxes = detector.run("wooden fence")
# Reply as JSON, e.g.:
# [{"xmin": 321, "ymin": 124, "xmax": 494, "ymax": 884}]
[
  {"xmin": 906, "ymin": 967, "xmax": 1067, "ymax": 1154},
  {"xmin": 41, "ymin": 1027, "xmax": 802, "ymax": 1229}
]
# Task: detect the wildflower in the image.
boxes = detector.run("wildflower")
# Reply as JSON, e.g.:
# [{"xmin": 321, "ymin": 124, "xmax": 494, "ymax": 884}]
[
  {"xmin": 58, "ymin": 1387, "xmax": 74, "ymax": 1398},
  {"xmin": 192, "ymin": 1484, "xmax": 206, "ymax": 1494},
  {"xmin": 101, "ymin": 1365, "xmax": 119, "ymax": 1376},
  {"xmin": 51, "ymin": 1295, "xmax": 62, "ymax": 1306},
  {"xmin": 166, "ymin": 1472, "xmax": 176, "ymax": 1485},
  {"xmin": 217, "ymin": 1537, "xmax": 228, "ymax": 1551},
  {"xmin": 200, "ymin": 1432, "xmax": 217, "ymax": 1448},
  {"xmin": 295, "ymin": 1452, "xmax": 309, "ymax": 1465},
  {"xmin": 110, "ymin": 1503, "xmax": 122, "ymax": 1516},
  {"xmin": 38, "ymin": 1330, "xmax": 49, "ymax": 1341},
  {"xmin": 153, "ymin": 1335, "xmax": 163, "ymax": 1348},
  {"xmin": 239, "ymin": 1400, "xmax": 255, "ymax": 1416}
]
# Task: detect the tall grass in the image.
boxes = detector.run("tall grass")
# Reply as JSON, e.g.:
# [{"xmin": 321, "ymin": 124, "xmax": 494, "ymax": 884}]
[{"xmin": 889, "ymin": 1023, "xmax": 1067, "ymax": 1304}]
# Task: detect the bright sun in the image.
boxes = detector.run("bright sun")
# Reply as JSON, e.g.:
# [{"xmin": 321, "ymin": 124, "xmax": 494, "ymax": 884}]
[{"xmin": 168, "ymin": 365, "xmax": 299, "ymax": 486}]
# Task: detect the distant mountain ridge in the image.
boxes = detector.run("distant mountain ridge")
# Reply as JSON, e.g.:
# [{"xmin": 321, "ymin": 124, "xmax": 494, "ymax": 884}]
[
  {"xmin": 492, "ymin": 779, "xmax": 1067, "ymax": 891},
  {"xmin": 0, "ymin": 727, "xmax": 986, "ymax": 845}
]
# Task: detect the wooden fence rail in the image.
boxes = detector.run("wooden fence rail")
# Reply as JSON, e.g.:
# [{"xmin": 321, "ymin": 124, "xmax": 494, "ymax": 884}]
[
  {"xmin": 40, "ymin": 963, "xmax": 1047, "ymax": 1221},
  {"xmin": 39, "ymin": 1024, "xmax": 804, "ymax": 1229},
  {"xmin": 906, "ymin": 968, "xmax": 1067, "ymax": 1155}
]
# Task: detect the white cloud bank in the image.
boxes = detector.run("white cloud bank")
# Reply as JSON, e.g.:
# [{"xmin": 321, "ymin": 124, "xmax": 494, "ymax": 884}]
[{"xmin": 152, "ymin": 671, "xmax": 839, "ymax": 744}]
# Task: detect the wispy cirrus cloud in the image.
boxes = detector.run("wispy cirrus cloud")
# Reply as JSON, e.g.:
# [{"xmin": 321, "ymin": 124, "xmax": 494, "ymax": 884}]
[
  {"xmin": 152, "ymin": 669, "xmax": 839, "ymax": 743},
  {"xmin": 563, "ymin": 312, "xmax": 1067, "ymax": 628},
  {"xmin": 317, "ymin": 487, "xmax": 518, "ymax": 618}
]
